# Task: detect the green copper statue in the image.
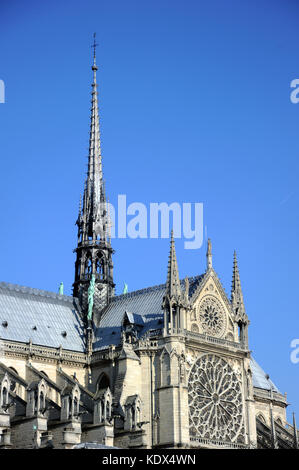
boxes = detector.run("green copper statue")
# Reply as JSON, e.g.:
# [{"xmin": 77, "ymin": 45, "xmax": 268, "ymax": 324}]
[
  {"xmin": 59, "ymin": 282, "xmax": 64, "ymax": 295},
  {"xmin": 123, "ymin": 282, "xmax": 128, "ymax": 294},
  {"xmin": 87, "ymin": 275, "xmax": 96, "ymax": 321}
]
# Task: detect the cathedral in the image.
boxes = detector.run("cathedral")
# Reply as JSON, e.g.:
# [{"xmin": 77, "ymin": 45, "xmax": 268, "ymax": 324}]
[{"xmin": 0, "ymin": 47, "xmax": 298, "ymax": 450}]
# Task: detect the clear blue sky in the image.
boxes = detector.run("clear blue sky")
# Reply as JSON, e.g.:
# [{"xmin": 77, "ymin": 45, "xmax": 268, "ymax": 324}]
[{"xmin": 0, "ymin": 0, "xmax": 299, "ymax": 422}]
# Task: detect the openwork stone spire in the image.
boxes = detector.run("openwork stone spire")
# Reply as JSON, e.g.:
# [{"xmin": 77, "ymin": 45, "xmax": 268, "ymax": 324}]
[
  {"xmin": 165, "ymin": 230, "xmax": 181, "ymax": 299},
  {"xmin": 80, "ymin": 34, "xmax": 108, "ymax": 241},
  {"xmin": 73, "ymin": 35, "xmax": 114, "ymax": 318}
]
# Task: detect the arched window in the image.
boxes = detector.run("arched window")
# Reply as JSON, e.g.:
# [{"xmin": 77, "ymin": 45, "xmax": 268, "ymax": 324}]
[
  {"xmin": 161, "ymin": 351, "xmax": 171, "ymax": 387},
  {"xmin": 101, "ymin": 401, "xmax": 105, "ymax": 423},
  {"xmin": 68, "ymin": 396, "xmax": 73, "ymax": 418},
  {"xmin": 74, "ymin": 397, "xmax": 78, "ymax": 416},
  {"xmin": 166, "ymin": 305, "xmax": 171, "ymax": 327},
  {"xmin": 34, "ymin": 390, "xmax": 38, "ymax": 412},
  {"xmin": 39, "ymin": 391, "xmax": 44, "ymax": 413},
  {"xmin": 238, "ymin": 321, "xmax": 243, "ymax": 342},
  {"xmin": 96, "ymin": 254, "xmax": 105, "ymax": 280},
  {"xmin": 136, "ymin": 405, "xmax": 140, "ymax": 425},
  {"xmin": 2, "ymin": 387, "xmax": 8, "ymax": 406},
  {"xmin": 85, "ymin": 256, "xmax": 92, "ymax": 276},
  {"xmin": 131, "ymin": 406, "xmax": 136, "ymax": 429},
  {"xmin": 106, "ymin": 400, "xmax": 110, "ymax": 421},
  {"xmin": 172, "ymin": 305, "xmax": 177, "ymax": 329},
  {"xmin": 97, "ymin": 374, "xmax": 110, "ymax": 390}
]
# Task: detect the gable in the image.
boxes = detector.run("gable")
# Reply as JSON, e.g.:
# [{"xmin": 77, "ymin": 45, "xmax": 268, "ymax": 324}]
[{"xmin": 187, "ymin": 270, "xmax": 235, "ymax": 341}]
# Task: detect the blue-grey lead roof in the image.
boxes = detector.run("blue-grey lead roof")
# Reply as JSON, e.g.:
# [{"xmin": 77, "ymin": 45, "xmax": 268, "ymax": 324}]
[
  {"xmin": 93, "ymin": 276, "xmax": 203, "ymax": 351},
  {"xmin": 250, "ymin": 356, "xmax": 280, "ymax": 393},
  {"xmin": 0, "ymin": 282, "xmax": 85, "ymax": 352},
  {"xmin": 0, "ymin": 280, "xmax": 282, "ymax": 394}
]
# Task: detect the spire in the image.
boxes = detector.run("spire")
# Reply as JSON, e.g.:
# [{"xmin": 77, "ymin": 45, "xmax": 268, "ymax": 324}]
[
  {"xmin": 165, "ymin": 230, "xmax": 181, "ymax": 299},
  {"xmin": 73, "ymin": 36, "xmax": 114, "ymax": 315},
  {"xmin": 206, "ymin": 238, "xmax": 212, "ymax": 270},
  {"xmin": 231, "ymin": 250, "xmax": 246, "ymax": 317},
  {"xmin": 79, "ymin": 32, "xmax": 108, "ymax": 242},
  {"xmin": 162, "ymin": 231, "xmax": 184, "ymax": 334},
  {"xmin": 293, "ymin": 412, "xmax": 298, "ymax": 449}
]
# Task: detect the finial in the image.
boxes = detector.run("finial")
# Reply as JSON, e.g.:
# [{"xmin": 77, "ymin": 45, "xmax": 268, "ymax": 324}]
[
  {"xmin": 92, "ymin": 32, "xmax": 98, "ymax": 69},
  {"xmin": 206, "ymin": 238, "xmax": 212, "ymax": 270}
]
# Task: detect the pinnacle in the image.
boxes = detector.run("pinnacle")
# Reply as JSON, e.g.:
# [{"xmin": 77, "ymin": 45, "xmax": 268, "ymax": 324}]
[{"xmin": 165, "ymin": 231, "xmax": 181, "ymax": 299}]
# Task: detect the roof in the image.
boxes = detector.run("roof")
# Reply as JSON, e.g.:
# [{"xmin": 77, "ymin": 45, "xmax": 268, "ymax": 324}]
[
  {"xmin": 93, "ymin": 275, "xmax": 203, "ymax": 351},
  {"xmin": 251, "ymin": 356, "xmax": 280, "ymax": 393},
  {"xmin": 0, "ymin": 281, "xmax": 282, "ymax": 395},
  {"xmin": 0, "ymin": 282, "xmax": 85, "ymax": 352}
]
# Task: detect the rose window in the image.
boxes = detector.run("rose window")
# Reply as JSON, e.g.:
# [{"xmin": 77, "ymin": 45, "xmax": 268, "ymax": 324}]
[
  {"xmin": 188, "ymin": 354, "xmax": 245, "ymax": 443},
  {"xmin": 199, "ymin": 296, "xmax": 226, "ymax": 337}
]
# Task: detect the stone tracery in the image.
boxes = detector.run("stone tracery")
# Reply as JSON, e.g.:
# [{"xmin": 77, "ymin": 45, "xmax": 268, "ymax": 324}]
[
  {"xmin": 199, "ymin": 296, "xmax": 226, "ymax": 337},
  {"xmin": 188, "ymin": 354, "xmax": 245, "ymax": 443}
]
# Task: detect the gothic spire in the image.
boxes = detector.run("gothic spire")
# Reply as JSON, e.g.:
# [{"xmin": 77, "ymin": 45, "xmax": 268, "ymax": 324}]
[
  {"xmin": 165, "ymin": 230, "xmax": 181, "ymax": 299},
  {"xmin": 73, "ymin": 35, "xmax": 114, "ymax": 315},
  {"xmin": 80, "ymin": 33, "xmax": 108, "ymax": 242}
]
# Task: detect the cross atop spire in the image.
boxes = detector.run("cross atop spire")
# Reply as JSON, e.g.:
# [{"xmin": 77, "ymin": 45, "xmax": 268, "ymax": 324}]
[
  {"xmin": 165, "ymin": 230, "xmax": 181, "ymax": 299},
  {"xmin": 92, "ymin": 32, "xmax": 98, "ymax": 70}
]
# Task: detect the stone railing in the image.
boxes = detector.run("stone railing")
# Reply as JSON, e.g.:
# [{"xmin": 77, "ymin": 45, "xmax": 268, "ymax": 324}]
[
  {"xmin": 2, "ymin": 340, "xmax": 86, "ymax": 364},
  {"xmin": 138, "ymin": 328, "xmax": 247, "ymax": 352},
  {"xmin": 190, "ymin": 436, "xmax": 249, "ymax": 449},
  {"xmin": 253, "ymin": 387, "xmax": 287, "ymax": 403},
  {"xmin": 185, "ymin": 330, "xmax": 247, "ymax": 350}
]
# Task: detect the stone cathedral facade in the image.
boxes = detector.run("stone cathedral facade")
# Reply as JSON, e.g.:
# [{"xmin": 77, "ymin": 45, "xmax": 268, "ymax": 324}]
[{"xmin": 0, "ymin": 51, "xmax": 298, "ymax": 450}]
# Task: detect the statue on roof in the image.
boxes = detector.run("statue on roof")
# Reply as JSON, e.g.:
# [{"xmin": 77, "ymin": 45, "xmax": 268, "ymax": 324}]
[{"xmin": 87, "ymin": 275, "xmax": 96, "ymax": 321}]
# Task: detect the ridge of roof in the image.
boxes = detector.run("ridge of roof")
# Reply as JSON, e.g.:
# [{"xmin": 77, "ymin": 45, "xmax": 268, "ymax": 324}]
[
  {"xmin": 111, "ymin": 275, "xmax": 203, "ymax": 302},
  {"xmin": 0, "ymin": 282, "xmax": 75, "ymax": 303}
]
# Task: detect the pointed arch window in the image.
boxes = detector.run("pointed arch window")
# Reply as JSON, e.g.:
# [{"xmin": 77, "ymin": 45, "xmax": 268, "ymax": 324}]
[
  {"xmin": 39, "ymin": 391, "xmax": 44, "ymax": 413},
  {"xmin": 2, "ymin": 387, "xmax": 8, "ymax": 407},
  {"xmin": 85, "ymin": 255, "xmax": 92, "ymax": 276},
  {"xmin": 68, "ymin": 396, "xmax": 73, "ymax": 418},
  {"xmin": 95, "ymin": 253, "xmax": 105, "ymax": 280}
]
